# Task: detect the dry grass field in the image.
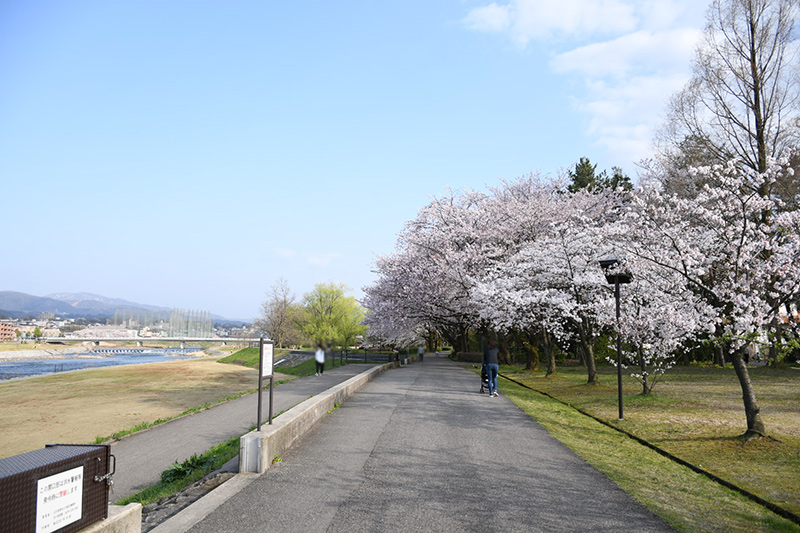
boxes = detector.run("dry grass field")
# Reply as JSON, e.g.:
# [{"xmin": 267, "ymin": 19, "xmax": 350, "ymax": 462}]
[{"xmin": 0, "ymin": 357, "xmax": 278, "ymax": 459}]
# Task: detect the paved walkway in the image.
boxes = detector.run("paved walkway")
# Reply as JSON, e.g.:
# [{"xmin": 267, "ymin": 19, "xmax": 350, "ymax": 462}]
[
  {"xmin": 111, "ymin": 364, "xmax": 377, "ymax": 500},
  {"xmin": 178, "ymin": 357, "xmax": 674, "ymax": 532}
]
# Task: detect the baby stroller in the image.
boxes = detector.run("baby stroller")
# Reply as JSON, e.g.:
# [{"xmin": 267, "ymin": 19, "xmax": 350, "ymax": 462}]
[{"xmin": 480, "ymin": 364, "xmax": 490, "ymax": 394}]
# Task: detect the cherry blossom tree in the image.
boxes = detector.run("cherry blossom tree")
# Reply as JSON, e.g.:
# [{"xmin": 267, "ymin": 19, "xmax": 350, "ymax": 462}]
[
  {"xmin": 365, "ymin": 151, "xmax": 798, "ymax": 439},
  {"xmin": 470, "ymin": 175, "xmax": 569, "ymax": 371},
  {"xmin": 616, "ymin": 153, "xmax": 800, "ymax": 437},
  {"xmin": 594, "ymin": 256, "xmax": 716, "ymax": 394},
  {"xmin": 470, "ymin": 177, "xmax": 628, "ymax": 383},
  {"xmin": 364, "ymin": 188, "xmax": 493, "ymax": 352}
]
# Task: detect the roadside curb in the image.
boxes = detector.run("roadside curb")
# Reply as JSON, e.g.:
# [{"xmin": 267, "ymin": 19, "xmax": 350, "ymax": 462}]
[
  {"xmin": 149, "ymin": 474, "xmax": 259, "ymax": 533},
  {"xmin": 149, "ymin": 361, "xmax": 397, "ymax": 533},
  {"xmin": 239, "ymin": 362, "xmax": 395, "ymax": 474}
]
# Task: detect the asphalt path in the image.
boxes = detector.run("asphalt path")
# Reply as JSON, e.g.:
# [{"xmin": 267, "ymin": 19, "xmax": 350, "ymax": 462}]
[
  {"xmin": 110, "ymin": 364, "xmax": 377, "ymax": 500},
  {"xmin": 187, "ymin": 356, "xmax": 674, "ymax": 532}
]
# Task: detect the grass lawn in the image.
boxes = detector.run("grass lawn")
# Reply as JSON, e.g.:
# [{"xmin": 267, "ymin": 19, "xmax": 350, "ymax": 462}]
[
  {"xmin": 217, "ymin": 347, "xmax": 286, "ymax": 368},
  {"xmin": 498, "ymin": 362, "xmax": 800, "ymax": 531},
  {"xmin": 219, "ymin": 347, "xmax": 357, "ymax": 376},
  {"xmin": 115, "ymin": 436, "xmax": 241, "ymax": 507}
]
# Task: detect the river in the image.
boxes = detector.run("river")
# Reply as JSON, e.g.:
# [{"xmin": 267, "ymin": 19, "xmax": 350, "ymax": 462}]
[{"xmin": 0, "ymin": 347, "xmax": 204, "ymax": 381}]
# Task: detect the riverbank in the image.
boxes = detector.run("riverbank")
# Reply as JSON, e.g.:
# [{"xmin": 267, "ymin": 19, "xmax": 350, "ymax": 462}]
[
  {"xmin": 0, "ymin": 344, "xmax": 95, "ymax": 360},
  {"xmin": 0, "ymin": 357, "xmax": 282, "ymax": 459},
  {"xmin": 0, "ymin": 342, "xmax": 220, "ymax": 360}
]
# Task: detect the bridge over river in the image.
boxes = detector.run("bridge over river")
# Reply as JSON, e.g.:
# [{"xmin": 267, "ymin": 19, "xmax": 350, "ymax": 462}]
[{"xmin": 41, "ymin": 337, "xmax": 263, "ymax": 349}]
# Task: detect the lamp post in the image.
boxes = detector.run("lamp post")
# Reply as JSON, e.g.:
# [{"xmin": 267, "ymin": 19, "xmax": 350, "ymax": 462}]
[{"xmin": 599, "ymin": 258, "xmax": 631, "ymax": 421}]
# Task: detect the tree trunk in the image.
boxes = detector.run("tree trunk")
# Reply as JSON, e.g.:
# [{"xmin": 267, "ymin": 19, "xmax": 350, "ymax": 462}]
[
  {"xmin": 638, "ymin": 345, "xmax": 651, "ymax": 395},
  {"xmin": 442, "ymin": 332, "xmax": 459, "ymax": 354},
  {"xmin": 460, "ymin": 328, "xmax": 470, "ymax": 353},
  {"xmin": 576, "ymin": 344, "xmax": 586, "ymax": 367},
  {"xmin": 714, "ymin": 344, "xmax": 726, "ymax": 366},
  {"xmin": 578, "ymin": 319, "xmax": 598, "ymax": 383},
  {"xmin": 683, "ymin": 345, "xmax": 693, "ymax": 365},
  {"xmin": 543, "ymin": 329, "xmax": 557, "ymax": 377},
  {"xmin": 746, "ymin": 2, "xmax": 768, "ymax": 176},
  {"xmin": 529, "ymin": 336, "xmax": 539, "ymax": 372},
  {"xmin": 729, "ymin": 347, "xmax": 766, "ymax": 439},
  {"xmin": 713, "ymin": 325, "xmax": 727, "ymax": 366},
  {"xmin": 498, "ymin": 337, "xmax": 512, "ymax": 365},
  {"xmin": 516, "ymin": 330, "xmax": 539, "ymax": 371},
  {"xmin": 768, "ymin": 316, "xmax": 781, "ymax": 366}
]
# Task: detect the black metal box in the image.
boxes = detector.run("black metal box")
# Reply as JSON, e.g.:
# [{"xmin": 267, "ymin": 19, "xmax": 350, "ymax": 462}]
[{"xmin": 0, "ymin": 444, "xmax": 113, "ymax": 533}]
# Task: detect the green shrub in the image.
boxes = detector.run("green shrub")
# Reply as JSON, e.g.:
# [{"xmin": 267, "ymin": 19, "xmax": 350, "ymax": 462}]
[{"xmin": 160, "ymin": 453, "xmax": 214, "ymax": 484}]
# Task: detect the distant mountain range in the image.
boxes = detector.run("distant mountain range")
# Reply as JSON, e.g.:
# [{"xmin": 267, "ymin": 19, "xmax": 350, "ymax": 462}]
[{"xmin": 0, "ymin": 291, "xmax": 239, "ymax": 323}]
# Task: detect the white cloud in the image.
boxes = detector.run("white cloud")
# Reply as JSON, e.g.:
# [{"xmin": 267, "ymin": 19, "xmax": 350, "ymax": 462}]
[
  {"xmin": 462, "ymin": 3, "xmax": 510, "ymax": 33},
  {"xmin": 552, "ymin": 26, "xmax": 700, "ymax": 164},
  {"xmin": 552, "ymin": 28, "xmax": 701, "ymax": 77},
  {"xmin": 462, "ymin": 0, "xmax": 706, "ymax": 166},
  {"xmin": 578, "ymin": 73, "xmax": 692, "ymax": 163},
  {"xmin": 463, "ymin": 0, "xmax": 638, "ymax": 45},
  {"xmin": 636, "ymin": 0, "xmax": 709, "ymax": 30}
]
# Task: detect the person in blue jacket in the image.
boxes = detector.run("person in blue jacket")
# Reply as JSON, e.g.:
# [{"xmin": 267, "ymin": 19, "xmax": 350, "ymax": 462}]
[{"xmin": 483, "ymin": 340, "xmax": 499, "ymax": 397}]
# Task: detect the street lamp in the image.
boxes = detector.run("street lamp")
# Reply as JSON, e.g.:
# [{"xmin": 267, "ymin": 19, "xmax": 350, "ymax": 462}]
[{"xmin": 599, "ymin": 258, "xmax": 632, "ymax": 421}]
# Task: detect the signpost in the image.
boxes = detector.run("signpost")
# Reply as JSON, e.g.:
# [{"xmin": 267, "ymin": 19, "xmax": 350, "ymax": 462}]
[{"xmin": 257, "ymin": 338, "xmax": 275, "ymax": 431}]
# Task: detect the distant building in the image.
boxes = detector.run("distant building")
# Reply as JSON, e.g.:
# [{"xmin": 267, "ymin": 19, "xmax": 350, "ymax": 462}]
[
  {"xmin": 16, "ymin": 325, "xmax": 37, "ymax": 336},
  {"xmin": 71, "ymin": 325, "xmax": 138, "ymax": 339},
  {"xmin": 0, "ymin": 322, "xmax": 15, "ymax": 341}
]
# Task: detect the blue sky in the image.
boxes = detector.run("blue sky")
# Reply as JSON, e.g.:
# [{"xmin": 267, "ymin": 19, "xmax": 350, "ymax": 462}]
[{"xmin": 1, "ymin": 1, "xmax": 707, "ymax": 321}]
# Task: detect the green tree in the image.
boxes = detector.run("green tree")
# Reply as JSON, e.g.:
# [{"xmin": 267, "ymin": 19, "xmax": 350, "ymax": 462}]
[
  {"xmin": 567, "ymin": 157, "xmax": 599, "ymax": 192},
  {"xmin": 602, "ymin": 166, "xmax": 634, "ymax": 191},
  {"xmin": 337, "ymin": 302, "xmax": 368, "ymax": 354},
  {"xmin": 300, "ymin": 283, "xmax": 366, "ymax": 349},
  {"xmin": 568, "ymin": 157, "xmax": 633, "ymax": 192},
  {"xmin": 32, "ymin": 327, "xmax": 42, "ymax": 340}
]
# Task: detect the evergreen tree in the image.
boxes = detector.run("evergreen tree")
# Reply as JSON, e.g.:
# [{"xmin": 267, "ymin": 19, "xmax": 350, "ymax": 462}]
[
  {"xmin": 567, "ymin": 157, "xmax": 599, "ymax": 192},
  {"xmin": 568, "ymin": 158, "xmax": 633, "ymax": 192}
]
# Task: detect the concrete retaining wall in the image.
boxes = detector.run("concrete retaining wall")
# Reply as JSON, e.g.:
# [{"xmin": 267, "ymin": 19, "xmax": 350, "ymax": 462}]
[
  {"xmin": 80, "ymin": 503, "xmax": 141, "ymax": 533},
  {"xmin": 239, "ymin": 362, "xmax": 397, "ymax": 474}
]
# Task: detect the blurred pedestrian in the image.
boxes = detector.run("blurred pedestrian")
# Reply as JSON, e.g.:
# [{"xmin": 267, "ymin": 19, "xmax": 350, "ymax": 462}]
[
  {"xmin": 315, "ymin": 343, "xmax": 325, "ymax": 376},
  {"xmin": 483, "ymin": 340, "xmax": 499, "ymax": 397}
]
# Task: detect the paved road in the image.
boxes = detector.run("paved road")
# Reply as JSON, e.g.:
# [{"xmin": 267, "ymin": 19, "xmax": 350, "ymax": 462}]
[
  {"xmin": 110, "ymin": 364, "xmax": 377, "ymax": 500},
  {"xmin": 187, "ymin": 357, "xmax": 674, "ymax": 532}
]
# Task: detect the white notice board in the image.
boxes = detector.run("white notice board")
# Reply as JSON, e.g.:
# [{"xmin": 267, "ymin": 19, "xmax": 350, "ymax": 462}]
[
  {"xmin": 261, "ymin": 340, "xmax": 274, "ymax": 378},
  {"xmin": 36, "ymin": 466, "xmax": 83, "ymax": 533}
]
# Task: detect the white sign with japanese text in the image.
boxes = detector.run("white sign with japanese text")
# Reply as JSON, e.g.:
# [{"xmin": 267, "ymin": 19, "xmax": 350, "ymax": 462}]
[
  {"xmin": 36, "ymin": 466, "xmax": 83, "ymax": 533},
  {"xmin": 261, "ymin": 340, "xmax": 274, "ymax": 377}
]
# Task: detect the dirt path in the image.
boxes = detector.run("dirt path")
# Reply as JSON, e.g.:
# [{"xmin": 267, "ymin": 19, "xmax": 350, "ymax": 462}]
[{"xmin": 0, "ymin": 357, "xmax": 289, "ymax": 459}]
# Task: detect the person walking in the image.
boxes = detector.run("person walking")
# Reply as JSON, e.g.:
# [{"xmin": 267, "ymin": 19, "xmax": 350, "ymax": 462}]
[
  {"xmin": 418, "ymin": 345, "xmax": 424, "ymax": 362},
  {"xmin": 483, "ymin": 340, "xmax": 499, "ymax": 397},
  {"xmin": 315, "ymin": 343, "xmax": 325, "ymax": 376}
]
